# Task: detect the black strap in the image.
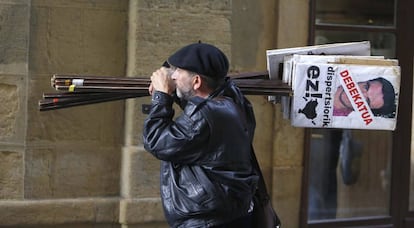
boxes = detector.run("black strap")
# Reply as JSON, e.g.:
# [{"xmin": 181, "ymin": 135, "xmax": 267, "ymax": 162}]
[
  {"xmin": 251, "ymin": 146, "xmax": 282, "ymax": 227},
  {"xmin": 250, "ymin": 146, "xmax": 271, "ymax": 200}
]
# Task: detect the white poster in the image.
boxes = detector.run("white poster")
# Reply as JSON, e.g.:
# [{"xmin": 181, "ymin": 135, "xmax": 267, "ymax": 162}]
[{"xmin": 290, "ymin": 62, "xmax": 400, "ymax": 130}]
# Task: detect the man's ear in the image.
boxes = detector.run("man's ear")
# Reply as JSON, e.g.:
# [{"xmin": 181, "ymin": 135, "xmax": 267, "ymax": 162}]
[{"xmin": 192, "ymin": 75, "xmax": 202, "ymax": 90}]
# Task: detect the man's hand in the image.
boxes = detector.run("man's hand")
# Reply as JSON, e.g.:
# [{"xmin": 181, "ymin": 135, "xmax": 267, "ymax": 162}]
[{"xmin": 150, "ymin": 67, "xmax": 176, "ymax": 95}]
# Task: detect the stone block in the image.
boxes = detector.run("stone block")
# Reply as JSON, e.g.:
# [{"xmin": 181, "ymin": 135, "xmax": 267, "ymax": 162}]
[
  {"xmin": 231, "ymin": 0, "xmax": 278, "ymax": 71},
  {"xmin": 0, "ymin": 197, "xmax": 119, "ymax": 226},
  {"xmin": 81, "ymin": 9, "xmax": 127, "ymax": 75},
  {"xmin": 27, "ymin": 75, "xmax": 125, "ymax": 144},
  {"xmin": 119, "ymin": 198, "xmax": 166, "ymax": 225},
  {"xmin": 129, "ymin": 6, "xmax": 231, "ymax": 77},
  {"xmin": 276, "ymin": 0, "xmax": 309, "ymax": 48},
  {"xmin": 0, "ymin": 150, "xmax": 23, "ymax": 199},
  {"xmin": 32, "ymin": 0, "xmax": 127, "ymax": 10},
  {"xmin": 29, "ymin": 0, "xmax": 127, "ymax": 76},
  {"xmin": 0, "ymin": 75, "xmax": 26, "ymax": 144},
  {"xmin": 38, "ymin": 7, "xmax": 84, "ymax": 74},
  {"xmin": 121, "ymin": 146, "xmax": 160, "ymax": 198},
  {"xmin": 0, "ymin": 82, "xmax": 19, "ymax": 139},
  {"xmin": 24, "ymin": 144, "xmax": 121, "ymax": 199},
  {"xmin": 0, "ymin": 1, "xmax": 29, "ymax": 75},
  {"xmin": 137, "ymin": 0, "xmax": 231, "ymax": 12},
  {"xmin": 27, "ymin": 101, "xmax": 125, "ymax": 144},
  {"xmin": 28, "ymin": 6, "xmax": 51, "ymax": 73}
]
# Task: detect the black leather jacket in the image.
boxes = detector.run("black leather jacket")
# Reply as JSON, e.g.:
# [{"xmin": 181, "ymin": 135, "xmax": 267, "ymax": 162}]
[{"xmin": 143, "ymin": 79, "xmax": 259, "ymax": 228}]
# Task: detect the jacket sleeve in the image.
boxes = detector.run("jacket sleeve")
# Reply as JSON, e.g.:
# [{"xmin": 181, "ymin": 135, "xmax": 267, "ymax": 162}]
[{"xmin": 143, "ymin": 91, "xmax": 210, "ymax": 163}]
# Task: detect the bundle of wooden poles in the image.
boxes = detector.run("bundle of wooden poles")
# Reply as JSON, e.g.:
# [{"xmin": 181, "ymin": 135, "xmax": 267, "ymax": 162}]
[{"xmin": 38, "ymin": 72, "xmax": 292, "ymax": 111}]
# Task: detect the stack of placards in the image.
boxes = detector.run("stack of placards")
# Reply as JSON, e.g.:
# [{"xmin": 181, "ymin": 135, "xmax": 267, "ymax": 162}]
[
  {"xmin": 266, "ymin": 41, "xmax": 372, "ymax": 117},
  {"xmin": 266, "ymin": 41, "xmax": 372, "ymax": 81},
  {"xmin": 286, "ymin": 55, "xmax": 400, "ymax": 130}
]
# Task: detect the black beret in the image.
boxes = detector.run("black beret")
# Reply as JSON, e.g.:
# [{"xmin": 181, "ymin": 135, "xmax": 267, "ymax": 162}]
[
  {"xmin": 162, "ymin": 61, "xmax": 170, "ymax": 68},
  {"xmin": 167, "ymin": 43, "xmax": 229, "ymax": 79}
]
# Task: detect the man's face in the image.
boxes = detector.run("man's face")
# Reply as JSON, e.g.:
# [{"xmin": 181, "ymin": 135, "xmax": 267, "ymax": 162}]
[
  {"xmin": 338, "ymin": 80, "xmax": 385, "ymax": 110},
  {"xmin": 170, "ymin": 67, "xmax": 195, "ymax": 100}
]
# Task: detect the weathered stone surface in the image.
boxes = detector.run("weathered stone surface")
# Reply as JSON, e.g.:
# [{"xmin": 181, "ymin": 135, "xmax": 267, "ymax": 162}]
[
  {"xmin": 0, "ymin": 75, "xmax": 27, "ymax": 145},
  {"xmin": 276, "ymin": 0, "xmax": 309, "ymax": 48},
  {"xmin": 0, "ymin": 83, "xmax": 19, "ymax": 139},
  {"xmin": 119, "ymin": 198, "xmax": 166, "ymax": 225},
  {"xmin": 121, "ymin": 146, "xmax": 160, "ymax": 198},
  {"xmin": 27, "ymin": 0, "xmax": 128, "ymax": 147},
  {"xmin": 29, "ymin": 3, "xmax": 127, "ymax": 76},
  {"xmin": 28, "ymin": 95, "xmax": 125, "ymax": 144},
  {"xmin": 81, "ymin": 10, "xmax": 127, "ymax": 75},
  {"xmin": 24, "ymin": 144, "xmax": 121, "ymax": 199},
  {"xmin": 137, "ymin": 0, "xmax": 231, "ymax": 11},
  {"xmin": 0, "ymin": 151, "xmax": 23, "ymax": 199},
  {"xmin": 0, "ymin": 197, "xmax": 119, "ymax": 226},
  {"xmin": 131, "ymin": 10, "xmax": 231, "ymax": 77},
  {"xmin": 0, "ymin": 2, "xmax": 29, "ymax": 75},
  {"xmin": 32, "ymin": 0, "xmax": 127, "ymax": 10}
]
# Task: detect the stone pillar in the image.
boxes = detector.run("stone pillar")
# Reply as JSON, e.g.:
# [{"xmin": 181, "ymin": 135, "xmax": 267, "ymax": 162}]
[
  {"xmin": 120, "ymin": 1, "xmax": 232, "ymax": 227},
  {"xmin": 272, "ymin": 1, "xmax": 309, "ymax": 227}
]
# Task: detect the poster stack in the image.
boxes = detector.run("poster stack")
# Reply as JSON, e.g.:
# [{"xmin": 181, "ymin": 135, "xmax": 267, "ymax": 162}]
[{"xmin": 266, "ymin": 41, "xmax": 400, "ymax": 130}]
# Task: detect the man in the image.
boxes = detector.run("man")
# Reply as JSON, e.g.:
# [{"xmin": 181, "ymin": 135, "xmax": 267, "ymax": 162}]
[
  {"xmin": 333, "ymin": 77, "xmax": 396, "ymax": 117},
  {"xmin": 143, "ymin": 43, "xmax": 259, "ymax": 228}
]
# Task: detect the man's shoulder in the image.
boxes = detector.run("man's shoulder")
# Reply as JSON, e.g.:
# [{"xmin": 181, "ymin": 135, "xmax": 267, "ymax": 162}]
[
  {"xmin": 183, "ymin": 96, "xmax": 234, "ymax": 117},
  {"xmin": 182, "ymin": 97, "xmax": 207, "ymax": 117}
]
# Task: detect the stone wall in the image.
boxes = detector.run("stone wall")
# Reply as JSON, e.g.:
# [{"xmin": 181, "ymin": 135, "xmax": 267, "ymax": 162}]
[
  {"xmin": 0, "ymin": 0, "xmax": 29, "ymax": 201},
  {"xmin": 1, "ymin": 0, "xmax": 128, "ymax": 226},
  {"xmin": 26, "ymin": 0, "xmax": 127, "ymax": 200},
  {"xmin": 0, "ymin": 0, "xmax": 308, "ymax": 227}
]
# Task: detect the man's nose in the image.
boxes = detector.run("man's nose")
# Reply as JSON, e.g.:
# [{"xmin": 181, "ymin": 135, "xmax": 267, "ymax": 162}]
[{"xmin": 170, "ymin": 72, "xmax": 177, "ymax": 80}]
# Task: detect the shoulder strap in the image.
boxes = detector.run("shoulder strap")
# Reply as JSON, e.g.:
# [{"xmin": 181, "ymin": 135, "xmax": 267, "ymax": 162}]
[
  {"xmin": 251, "ymin": 146, "xmax": 282, "ymax": 227},
  {"xmin": 250, "ymin": 146, "xmax": 270, "ymax": 199}
]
